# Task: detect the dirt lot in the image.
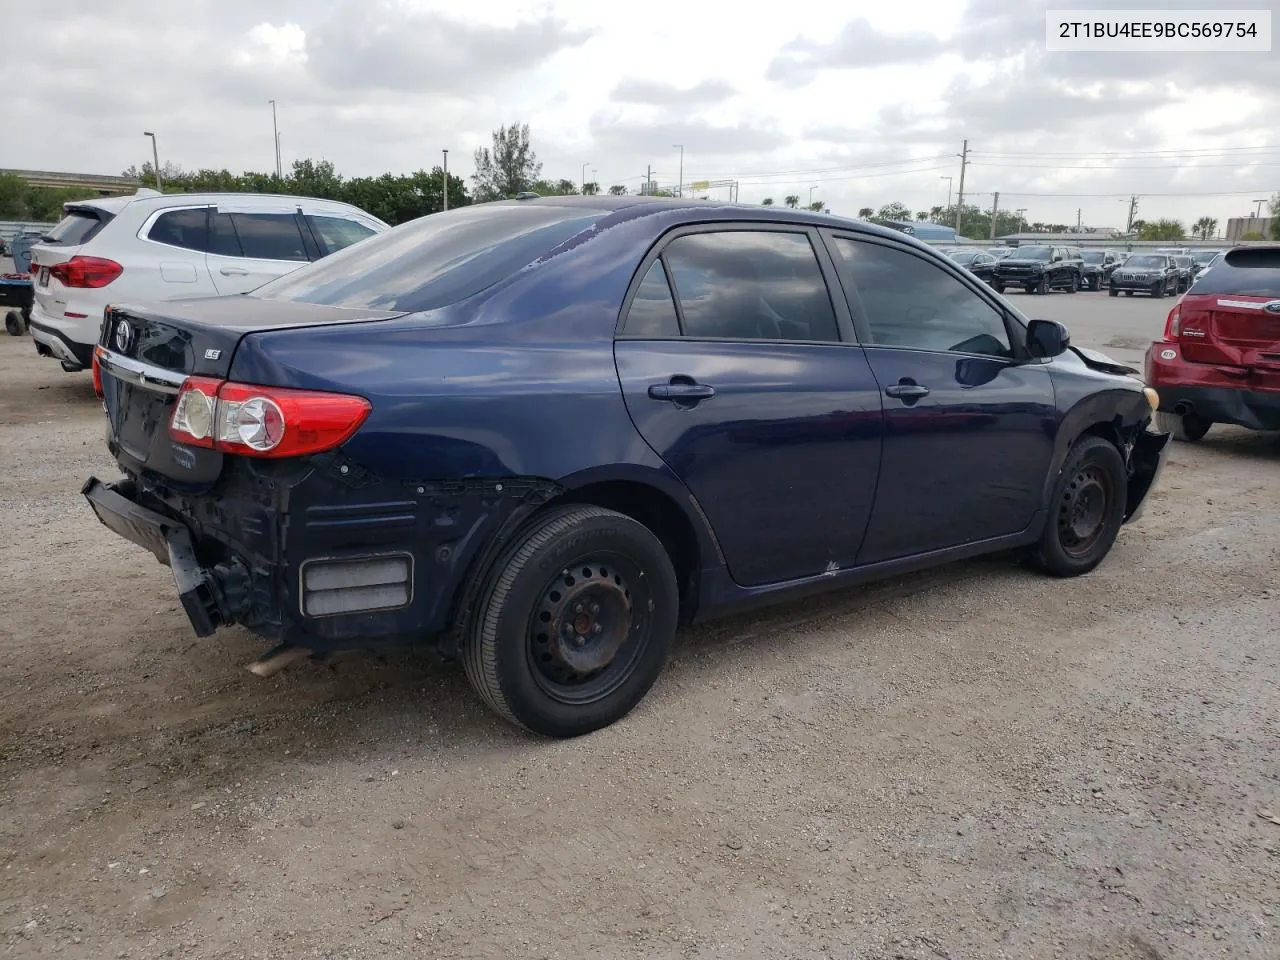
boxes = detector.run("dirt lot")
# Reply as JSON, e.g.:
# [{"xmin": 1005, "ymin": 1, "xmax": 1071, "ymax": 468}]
[{"xmin": 1, "ymin": 292, "xmax": 1278, "ymax": 960}]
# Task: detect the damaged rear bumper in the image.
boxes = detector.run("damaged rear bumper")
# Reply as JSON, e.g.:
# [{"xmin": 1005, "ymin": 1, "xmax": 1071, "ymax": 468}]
[
  {"xmin": 82, "ymin": 477, "xmax": 244, "ymax": 637},
  {"xmin": 1123, "ymin": 429, "xmax": 1171, "ymax": 525}
]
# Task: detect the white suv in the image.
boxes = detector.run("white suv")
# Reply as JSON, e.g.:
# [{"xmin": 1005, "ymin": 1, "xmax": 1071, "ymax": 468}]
[{"xmin": 28, "ymin": 189, "xmax": 389, "ymax": 371}]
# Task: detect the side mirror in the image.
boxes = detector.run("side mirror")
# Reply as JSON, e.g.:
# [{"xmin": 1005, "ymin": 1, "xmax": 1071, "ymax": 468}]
[{"xmin": 1027, "ymin": 318, "xmax": 1071, "ymax": 359}]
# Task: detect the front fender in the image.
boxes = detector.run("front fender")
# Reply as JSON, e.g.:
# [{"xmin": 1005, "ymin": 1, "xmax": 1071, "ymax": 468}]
[{"xmin": 1124, "ymin": 429, "xmax": 1171, "ymax": 524}]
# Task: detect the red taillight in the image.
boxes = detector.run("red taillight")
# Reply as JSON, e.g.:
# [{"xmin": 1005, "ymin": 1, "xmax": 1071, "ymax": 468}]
[
  {"xmin": 1165, "ymin": 304, "xmax": 1181, "ymax": 338},
  {"xmin": 49, "ymin": 256, "xmax": 123, "ymax": 288},
  {"xmin": 92, "ymin": 346, "xmax": 106, "ymax": 398},
  {"xmin": 169, "ymin": 379, "xmax": 371, "ymax": 459}
]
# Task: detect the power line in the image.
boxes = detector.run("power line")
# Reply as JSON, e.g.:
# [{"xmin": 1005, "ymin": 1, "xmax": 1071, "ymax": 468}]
[
  {"xmin": 970, "ymin": 160, "xmax": 1280, "ymax": 170},
  {"xmin": 971, "ymin": 144, "xmax": 1280, "ymax": 158},
  {"xmin": 985, "ymin": 188, "xmax": 1277, "ymax": 198}
]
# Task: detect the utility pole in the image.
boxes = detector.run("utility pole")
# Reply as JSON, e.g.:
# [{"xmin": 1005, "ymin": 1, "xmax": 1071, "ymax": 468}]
[
  {"xmin": 645, "ymin": 164, "xmax": 652, "ymax": 196},
  {"xmin": 954, "ymin": 139, "xmax": 969, "ymax": 237},
  {"xmin": 581, "ymin": 162, "xmax": 590, "ymax": 194},
  {"xmin": 143, "ymin": 132, "xmax": 162, "ymax": 191},
  {"xmin": 269, "ymin": 100, "xmax": 282, "ymax": 179},
  {"xmin": 1076, "ymin": 207, "xmax": 1082, "ymax": 231},
  {"xmin": 940, "ymin": 176, "xmax": 953, "ymax": 210},
  {"xmin": 1254, "ymin": 198, "xmax": 1267, "ymax": 218},
  {"xmin": 673, "ymin": 144, "xmax": 683, "ymax": 198},
  {"xmin": 990, "ymin": 191, "xmax": 1000, "ymax": 241},
  {"xmin": 1126, "ymin": 195, "xmax": 1139, "ymax": 233},
  {"xmin": 1016, "ymin": 208, "xmax": 1027, "ymax": 232},
  {"xmin": 441, "ymin": 149, "xmax": 449, "ymax": 212},
  {"xmin": 809, "ymin": 185, "xmax": 817, "ymax": 207}
]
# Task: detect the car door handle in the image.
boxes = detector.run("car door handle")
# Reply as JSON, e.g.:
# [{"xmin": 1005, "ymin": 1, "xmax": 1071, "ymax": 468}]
[
  {"xmin": 648, "ymin": 381, "xmax": 715, "ymax": 402},
  {"xmin": 219, "ymin": 267, "xmax": 249, "ymax": 276},
  {"xmin": 884, "ymin": 381, "xmax": 930, "ymax": 400}
]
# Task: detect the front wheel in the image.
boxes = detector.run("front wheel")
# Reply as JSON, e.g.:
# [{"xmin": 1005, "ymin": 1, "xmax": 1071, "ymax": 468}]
[
  {"xmin": 1108, "ymin": 286, "xmax": 1119, "ymax": 297},
  {"xmin": 993, "ymin": 280, "xmax": 1006, "ymax": 293},
  {"xmin": 1027, "ymin": 436, "xmax": 1128, "ymax": 577},
  {"xmin": 1067, "ymin": 273, "xmax": 1080, "ymax": 293},
  {"xmin": 1036, "ymin": 275, "xmax": 1049, "ymax": 295},
  {"xmin": 1155, "ymin": 410, "xmax": 1211, "ymax": 442},
  {"xmin": 1152, "ymin": 282, "xmax": 1164, "ymax": 298},
  {"xmin": 462, "ymin": 504, "xmax": 679, "ymax": 738}
]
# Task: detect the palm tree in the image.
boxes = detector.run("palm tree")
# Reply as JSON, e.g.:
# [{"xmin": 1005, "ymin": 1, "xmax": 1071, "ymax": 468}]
[
  {"xmin": 608, "ymin": 184, "xmax": 628, "ymax": 196},
  {"xmin": 761, "ymin": 197, "xmax": 774, "ymax": 206},
  {"xmin": 807, "ymin": 201, "xmax": 827, "ymax": 213},
  {"xmin": 857, "ymin": 207, "xmax": 874, "ymax": 219},
  {"xmin": 784, "ymin": 195, "xmax": 799, "ymax": 208},
  {"xmin": 1192, "ymin": 216, "xmax": 1217, "ymax": 240}
]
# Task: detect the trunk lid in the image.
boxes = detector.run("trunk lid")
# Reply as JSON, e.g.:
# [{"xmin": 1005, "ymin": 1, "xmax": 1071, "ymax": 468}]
[
  {"xmin": 1175, "ymin": 247, "xmax": 1280, "ymax": 367},
  {"xmin": 99, "ymin": 296, "xmax": 405, "ymax": 486}
]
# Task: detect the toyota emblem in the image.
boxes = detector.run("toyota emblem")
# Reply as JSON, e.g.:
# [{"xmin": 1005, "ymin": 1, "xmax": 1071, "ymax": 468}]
[
  {"xmin": 1264, "ymin": 300, "xmax": 1280, "ymax": 315},
  {"xmin": 113, "ymin": 319, "xmax": 133, "ymax": 353}
]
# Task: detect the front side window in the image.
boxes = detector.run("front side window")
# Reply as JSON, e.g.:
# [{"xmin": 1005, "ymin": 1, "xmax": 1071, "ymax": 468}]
[
  {"xmin": 307, "ymin": 215, "xmax": 378, "ymax": 256},
  {"xmin": 661, "ymin": 230, "xmax": 839, "ymax": 342},
  {"xmin": 831, "ymin": 237, "xmax": 1013, "ymax": 358},
  {"xmin": 147, "ymin": 208, "xmax": 210, "ymax": 251}
]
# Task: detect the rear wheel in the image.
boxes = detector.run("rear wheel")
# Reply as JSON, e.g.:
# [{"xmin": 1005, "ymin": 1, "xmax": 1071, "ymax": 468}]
[
  {"xmin": 1067, "ymin": 273, "xmax": 1080, "ymax": 293},
  {"xmin": 993, "ymin": 280, "xmax": 1006, "ymax": 293},
  {"xmin": 1108, "ymin": 286, "xmax": 1119, "ymax": 297},
  {"xmin": 1036, "ymin": 275, "xmax": 1049, "ymax": 295},
  {"xmin": 1152, "ymin": 282, "xmax": 1164, "ymax": 298},
  {"xmin": 462, "ymin": 505, "xmax": 678, "ymax": 738},
  {"xmin": 1155, "ymin": 410, "xmax": 1211, "ymax": 442},
  {"xmin": 1027, "ymin": 436, "xmax": 1127, "ymax": 577}
]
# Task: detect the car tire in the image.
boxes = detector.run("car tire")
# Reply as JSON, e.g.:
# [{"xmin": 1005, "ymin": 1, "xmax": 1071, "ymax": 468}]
[
  {"xmin": 993, "ymin": 280, "xmax": 1006, "ymax": 293},
  {"xmin": 1155, "ymin": 410, "xmax": 1212, "ymax": 443},
  {"xmin": 1037, "ymin": 276, "xmax": 1049, "ymax": 295},
  {"xmin": 1108, "ymin": 286, "xmax": 1119, "ymax": 297},
  {"xmin": 461, "ymin": 504, "xmax": 678, "ymax": 738},
  {"xmin": 1027, "ymin": 436, "xmax": 1128, "ymax": 578},
  {"xmin": 1067, "ymin": 273, "xmax": 1080, "ymax": 293},
  {"xmin": 1152, "ymin": 282, "xmax": 1164, "ymax": 298}
]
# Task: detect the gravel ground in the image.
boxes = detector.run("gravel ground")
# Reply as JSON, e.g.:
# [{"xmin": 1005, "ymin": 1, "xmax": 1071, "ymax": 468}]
[{"xmin": 1, "ymin": 289, "xmax": 1277, "ymax": 960}]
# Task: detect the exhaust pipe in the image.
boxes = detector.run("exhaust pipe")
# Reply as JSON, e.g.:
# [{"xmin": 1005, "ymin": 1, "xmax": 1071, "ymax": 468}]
[
  {"xmin": 60, "ymin": 360, "xmax": 83, "ymax": 372},
  {"xmin": 1173, "ymin": 400, "xmax": 1192, "ymax": 416},
  {"xmin": 246, "ymin": 643, "xmax": 313, "ymax": 678}
]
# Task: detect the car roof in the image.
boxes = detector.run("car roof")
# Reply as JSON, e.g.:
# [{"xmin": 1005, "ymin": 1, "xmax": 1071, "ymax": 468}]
[
  {"xmin": 64, "ymin": 189, "xmax": 374, "ymax": 218},
  {"xmin": 489, "ymin": 194, "xmax": 932, "ymax": 247}
]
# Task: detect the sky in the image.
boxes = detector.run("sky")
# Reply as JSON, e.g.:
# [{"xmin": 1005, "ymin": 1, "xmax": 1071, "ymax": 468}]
[{"xmin": 4, "ymin": 0, "xmax": 1279, "ymax": 233}]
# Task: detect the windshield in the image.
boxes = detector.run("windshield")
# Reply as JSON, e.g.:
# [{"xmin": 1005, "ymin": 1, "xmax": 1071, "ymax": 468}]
[
  {"xmin": 1081, "ymin": 251, "xmax": 1105, "ymax": 264},
  {"xmin": 1124, "ymin": 255, "xmax": 1165, "ymax": 269},
  {"xmin": 1014, "ymin": 246, "xmax": 1052, "ymax": 260},
  {"xmin": 253, "ymin": 203, "xmax": 606, "ymax": 312},
  {"xmin": 1188, "ymin": 248, "xmax": 1280, "ymax": 297},
  {"xmin": 948, "ymin": 250, "xmax": 978, "ymax": 263},
  {"xmin": 1174, "ymin": 257, "xmax": 1192, "ymax": 267}
]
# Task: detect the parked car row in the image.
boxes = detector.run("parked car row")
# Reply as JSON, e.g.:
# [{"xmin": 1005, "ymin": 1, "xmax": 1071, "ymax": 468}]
[
  {"xmin": 942, "ymin": 246, "xmax": 1230, "ymax": 298},
  {"xmin": 81, "ymin": 195, "xmax": 1172, "ymax": 737}
]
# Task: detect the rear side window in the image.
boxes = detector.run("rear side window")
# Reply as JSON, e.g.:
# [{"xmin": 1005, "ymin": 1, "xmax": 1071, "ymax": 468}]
[
  {"xmin": 147, "ymin": 208, "xmax": 209, "ymax": 251},
  {"xmin": 307, "ymin": 215, "xmax": 377, "ymax": 255},
  {"xmin": 42, "ymin": 210, "xmax": 112, "ymax": 246},
  {"xmin": 624, "ymin": 260, "xmax": 681, "ymax": 337},
  {"xmin": 253, "ymin": 204, "xmax": 605, "ymax": 312},
  {"xmin": 1189, "ymin": 248, "xmax": 1280, "ymax": 297},
  {"xmin": 228, "ymin": 213, "xmax": 309, "ymax": 261},
  {"xmin": 661, "ymin": 230, "xmax": 839, "ymax": 342}
]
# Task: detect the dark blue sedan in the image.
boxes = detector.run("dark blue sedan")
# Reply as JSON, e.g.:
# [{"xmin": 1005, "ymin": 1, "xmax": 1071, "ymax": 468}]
[{"xmin": 83, "ymin": 196, "xmax": 1170, "ymax": 737}]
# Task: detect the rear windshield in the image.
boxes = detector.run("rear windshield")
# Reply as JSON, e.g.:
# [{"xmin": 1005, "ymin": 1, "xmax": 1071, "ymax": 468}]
[
  {"xmin": 42, "ymin": 209, "xmax": 113, "ymax": 246},
  {"xmin": 1188, "ymin": 248, "xmax": 1280, "ymax": 297},
  {"xmin": 253, "ymin": 204, "xmax": 605, "ymax": 312}
]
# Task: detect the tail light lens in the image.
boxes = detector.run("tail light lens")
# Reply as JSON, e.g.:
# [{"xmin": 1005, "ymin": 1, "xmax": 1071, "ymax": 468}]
[
  {"xmin": 1166, "ymin": 304, "xmax": 1181, "ymax": 337},
  {"xmin": 49, "ymin": 256, "xmax": 123, "ymax": 288},
  {"xmin": 169, "ymin": 379, "xmax": 371, "ymax": 458}
]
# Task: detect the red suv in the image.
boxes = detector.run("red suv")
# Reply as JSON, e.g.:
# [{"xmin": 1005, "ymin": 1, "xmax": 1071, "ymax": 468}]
[{"xmin": 1145, "ymin": 246, "xmax": 1280, "ymax": 441}]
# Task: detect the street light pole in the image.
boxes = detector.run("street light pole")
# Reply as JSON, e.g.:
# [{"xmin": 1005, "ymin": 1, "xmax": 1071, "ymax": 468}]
[
  {"xmin": 442, "ymin": 149, "xmax": 449, "ymax": 212},
  {"xmin": 143, "ymin": 132, "xmax": 162, "ymax": 191},
  {"xmin": 673, "ymin": 144, "xmax": 683, "ymax": 198},
  {"xmin": 1254, "ymin": 198, "xmax": 1267, "ymax": 218},
  {"xmin": 582, "ymin": 162, "xmax": 590, "ymax": 194},
  {"xmin": 1016, "ymin": 208, "xmax": 1027, "ymax": 232},
  {"xmin": 940, "ymin": 176, "xmax": 953, "ymax": 209},
  {"xmin": 809, "ymin": 185, "xmax": 817, "ymax": 207},
  {"xmin": 269, "ymin": 100, "xmax": 282, "ymax": 179}
]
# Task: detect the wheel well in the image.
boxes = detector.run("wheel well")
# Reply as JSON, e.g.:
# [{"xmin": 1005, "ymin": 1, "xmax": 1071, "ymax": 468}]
[
  {"xmin": 1080, "ymin": 420, "xmax": 1122, "ymax": 451},
  {"xmin": 544, "ymin": 481, "xmax": 701, "ymax": 622}
]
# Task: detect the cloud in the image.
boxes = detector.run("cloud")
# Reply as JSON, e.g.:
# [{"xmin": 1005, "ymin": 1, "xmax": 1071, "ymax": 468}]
[
  {"xmin": 587, "ymin": 114, "xmax": 789, "ymax": 158},
  {"xmin": 767, "ymin": 18, "xmax": 948, "ymax": 86},
  {"xmin": 306, "ymin": 1, "xmax": 594, "ymax": 94},
  {"xmin": 610, "ymin": 78, "xmax": 737, "ymax": 106}
]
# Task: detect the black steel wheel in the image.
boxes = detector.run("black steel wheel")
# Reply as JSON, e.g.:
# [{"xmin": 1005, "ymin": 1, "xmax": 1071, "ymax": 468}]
[
  {"xmin": 1109, "ymin": 286, "xmax": 1119, "ymax": 297},
  {"xmin": 462, "ymin": 504, "xmax": 678, "ymax": 737},
  {"xmin": 1027, "ymin": 436, "xmax": 1127, "ymax": 577}
]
